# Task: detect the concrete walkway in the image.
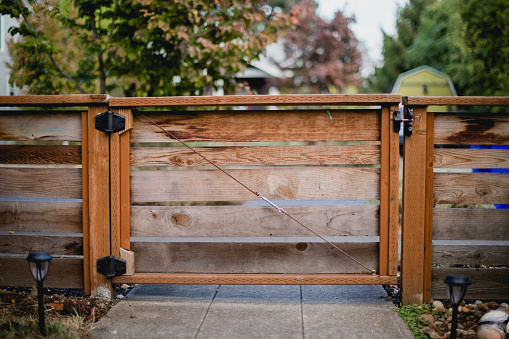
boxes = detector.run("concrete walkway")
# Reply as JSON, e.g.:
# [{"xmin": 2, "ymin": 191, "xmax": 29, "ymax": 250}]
[{"xmin": 90, "ymin": 284, "xmax": 412, "ymax": 339}]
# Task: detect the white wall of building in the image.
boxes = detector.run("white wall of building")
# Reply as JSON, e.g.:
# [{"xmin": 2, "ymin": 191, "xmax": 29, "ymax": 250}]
[{"xmin": 0, "ymin": 15, "xmax": 21, "ymax": 96}]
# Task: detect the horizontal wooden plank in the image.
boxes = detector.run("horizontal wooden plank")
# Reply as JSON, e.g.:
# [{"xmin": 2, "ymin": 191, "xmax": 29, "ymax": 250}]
[
  {"xmin": 404, "ymin": 96, "xmax": 509, "ymax": 106},
  {"xmin": 0, "ymin": 234, "xmax": 83, "ymax": 255},
  {"xmin": 431, "ymin": 268, "xmax": 509, "ymax": 299},
  {"xmin": 0, "ymin": 112, "xmax": 82, "ymax": 141},
  {"xmin": 0, "ymin": 167, "xmax": 82, "ymax": 199},
  {"xmin": 0, "ymin": 145, "xmax": 82, "ymax": 165},
  {"xmin": 131, "ymin": 145, "xmax": 381, "ymax": 167},
  {"xmin": 433, "ymin": 208, "xmax": 509, "ymax": 240},
  {"xmin": 111, "ymin": 94, "xmax": 401, "ymax": 107},
  {"xmin": 131, "ymin": 241, "xmax": 378, "ymax": 274},
  {"xmin": 131, "ymin": 205, "xmax": 380, "ymax": 237},
  {"xmin": 434, "ymin": 114, "xmax": 509, "ymax": 145},
  {"xmin": 432, "ymin": 245, "xmax": 509, "ymax": 266},
  {"xmin": 113, "ymin": 273, "xmax": 398, "ymax": 285},
  {"xmin": 131, "ymin": 168, "xmax": 380, "ymax": 202},
  {"xmin": 0, "ymin": 201, "xmax": 82, "ymax": 233},
  {"xmin": 433, "ymin": 173, "xmax": 509, "ymax": 204},
  {"xmin": 434, "ymin": 148, "xmax": 509, "ymax": 168},
  {"xmin": 0, "ymin": 256, "xmax": 83, "ymax": 288},
  {"xmin": 0, "ymin": 94, "xmax": 108, "ymax": 107},
  {"xmin": 131, "ymin": 110, "xmax": 381, "ymax": 143}
]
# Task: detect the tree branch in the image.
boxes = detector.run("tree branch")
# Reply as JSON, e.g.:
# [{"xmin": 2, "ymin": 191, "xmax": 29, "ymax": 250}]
[{"xmin": 49, "ymin": 55, "xmax": 87, "ymax": 94}]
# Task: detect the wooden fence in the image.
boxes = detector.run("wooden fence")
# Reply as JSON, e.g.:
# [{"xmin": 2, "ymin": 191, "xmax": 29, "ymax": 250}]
[{"xmin": 0, "ymin": 94, "xmax": 507, "ymax": 304}]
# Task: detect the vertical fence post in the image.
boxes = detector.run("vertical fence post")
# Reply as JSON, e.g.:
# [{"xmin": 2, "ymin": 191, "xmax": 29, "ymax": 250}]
[
  {"xmin": 389, "ymin": 104, "xmax": 401, "ymax": 276},
  {"xmin": 423, "ymin": 111, "xmax": 435, "ymax": 301},
  {"xmin": 401, "ymin": 105, "xmax": 428, "ymax": 305}
]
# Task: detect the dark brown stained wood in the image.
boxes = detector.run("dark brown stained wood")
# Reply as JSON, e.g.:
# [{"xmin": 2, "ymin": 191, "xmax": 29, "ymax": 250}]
[
  {"xmin": 433, "ymin": 208, "xmax": 509, "ymax": 240},
  {"xmin": 434, "ymin": 114, "xmax": 509, "ymax": 145},
  {"xmin": 131, "ymin": 205, "xmax": 379, "ymax": 237},
  {"xmin": 432, "ymin": 245, "xmax": 509, "ymax": 265},
  {"xmin": 433, "ymin": 173, "xmax": 509, "ymax": 204},
  {"xmin": 404, "ymin": 96, "xmax": 509, "ymax": 106},
  {"xmin": 0, "ymin": 257, "xmax": 83, "ymax": 288},
  {"xmin": 130, "ymin": 145, "xmax": 381, "ymax": 167},
  {"xmin": 0, "ymin": 112, "xmax": 82, "ymax": 141},
  {"xmin": 434, "ymin": 148, "xmax": 509, "ymax": 168},
  {"xmin": 0, "ymin": 201, "xmax": 82, "ymax": 233},
  {"xmin": 0, "ymin": 235, "xmax": 83, "ymax": 255},
  {"xmin": 131, "ymin": 168, "xmax": 380, "ymax": 202},
  {"xmin": 0, "ymin": 167, "xmax": 82, "ymax": 199},
  {"xmin": 431, "ymin": 268, "xmax": 509, "ymax": 299},
  {"xmin": 113, "ymin": 273, "xmax": 398, "ymax": 285},
  {"xmin": 0, "ymin": 94, "xmax": 108, "ymax": 107},
  {"xmin": 131, "ymin": 110, "xmax": 381, "ymax": 143},
  {"xmin": 0, "ymin": 145, "xmax": 82, "ymax": 164},
  {"xmin": 131, "ymin": 242, "xmax": 378, "ymax": 274},
  {"xmin": 111, "ymin": 94, "xmax": 401, "ymax": 107}
]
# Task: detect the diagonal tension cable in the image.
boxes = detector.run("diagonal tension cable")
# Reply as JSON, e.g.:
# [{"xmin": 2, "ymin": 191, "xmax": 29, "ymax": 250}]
[{"xmin": 135, "ymin": 110, "xmax": 376, "ymax": 275}]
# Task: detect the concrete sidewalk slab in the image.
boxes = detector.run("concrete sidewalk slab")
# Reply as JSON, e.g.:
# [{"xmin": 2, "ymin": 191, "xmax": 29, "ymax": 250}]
[{"xmin": 90, "ymin": 285, "xmax": 413, "ymax": 339}]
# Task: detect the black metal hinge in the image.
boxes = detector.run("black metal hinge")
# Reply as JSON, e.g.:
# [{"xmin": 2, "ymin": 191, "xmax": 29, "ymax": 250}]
[
  {"xmin": 393, "ymin": 107, "xmax": 414, "ymax": 136},
  {"xmin": 97, "ymin": 256, "xmax": 126, "ymax": 279},
  {"xmin": 95, "ymin": 110, "xmax": 125, "ymax": 134}
]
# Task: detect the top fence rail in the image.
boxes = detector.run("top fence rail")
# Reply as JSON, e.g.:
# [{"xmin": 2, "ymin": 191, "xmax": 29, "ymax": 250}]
[
  {"xmin": 403, "ymin": 96, "xmax": 509, "ymax": 106},
  {"xmin": 0, "ymin": 94, "xmax": 109, "ymax": 107}
]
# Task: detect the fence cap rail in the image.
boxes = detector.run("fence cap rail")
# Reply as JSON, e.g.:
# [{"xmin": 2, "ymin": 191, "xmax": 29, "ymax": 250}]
[
  {"xmin": 110, "ymin": 94, "xmax": 401, "ymax": 108},
  {"xmin": 403, "ymin": 96, "xmax": 509, "ymax": 106},
  {"xmin": 0, "ymin": 94, "xmax": 109, "ymax": 107}
]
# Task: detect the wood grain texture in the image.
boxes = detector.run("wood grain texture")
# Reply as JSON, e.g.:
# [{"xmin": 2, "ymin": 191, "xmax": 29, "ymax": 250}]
[
  {"xmin": 0, "ymin": 94, "xmax": 108, "ymax": 107},
  {"xmin": 388, "ymin": 105, "xmax": 400, "ymax": 276},
  {"xmin": 404, "ymin": 96, "xmax": 509, "ymax": 106},
  {"xmin": 131, "ymin": 110, "xmax": 381, "ymax": 143},
  {"xmin": 113, "ymin": 273, "xmax": 398, "ymax": 285},
  {"xmin": 0, "ymin": 112, "xmax": 82, "ymax": 141},
  {"xmin": 432, "ymin": 245, "xmax": 509, "ymax": 266},
  {"xmin": 131, "ymin": 145, "xmax": 381, "ymax": 167},
  {"xmin": 431, "ymin": 268, "xmax": 509, "ymax": 299},
  {"xmin": 131, "ymin": 241, "xmax": 378, "ymax": 274},
  {"xmin": 0, "ymin": 168, "xmax": 81, "ymax": 199},
  {"xmin": 434, "ymin": 148, "xmax": 509, "ymax": 168},
  {"xmin": 0, "ymin": 145, "xmax": 82, "ymax": 165},
  {"xmin": 0, "ymin": 257, "xmax": 84, "ymax": 288},
  {"xmin": 120, "ymin": 248, "xmax": 135, "ymax": 276},
  {"xmin": 111, "ymin": 94, "xmax": 401, "ymax": 107},
  {"xmin": 120, "ymin": 131, "xmax": 131, "ymax": 250},
  {"xmin": 433, "ymin": 173, "xmax": 509, "ymax": 204},
  {"xmin": 110, "ymin": 132, "xmax": 121, "ymax": 257},
  {"xmin": 379, "ymin": 106, "xmax": 390, "ymax": 275},
  {"xmin": 0, "ymin": 201, "xmax": 82, "ymax": 233},
  {"xmin": 423, "ymin": 111, "xmax": 435, "ymax": 301},
  {"xmin": 433, "ymin": 208, "xmax": 509, "ymax": 240},
  {"xmin": 131, "ymin": 168, "xmax": 380, "ymax": 202},
  {"xmin": 434, "ymin": 114, "xmax": 509, "ymax": 145},
  {"xmin": 0, "ymin": 235, "xmax": 83, "ymax": 255},
  {"xmin": 81, "ymin": 112, "xmax": 90, "ymax": 295},
  {"xmin": 131, "ymin": 205, "xmax": 380, "ymax": 237}
]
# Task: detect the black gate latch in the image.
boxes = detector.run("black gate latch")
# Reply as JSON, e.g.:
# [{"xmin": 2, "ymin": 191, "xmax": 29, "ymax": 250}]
[
  {"xmin": 95, "ymin": 110, "xmax": 125, "ymax": 134},
  {"xmin": 393, "ymin": 107, "xmax": 414, "ymax": 136},
  {"xmin": 97, "ymin": 256, "xmax": 126, "ymax": 279}
]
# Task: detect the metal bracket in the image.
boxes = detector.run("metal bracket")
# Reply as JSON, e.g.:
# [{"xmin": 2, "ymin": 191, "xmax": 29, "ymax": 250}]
[
  {"xmin": 97, "ymin": 256, "xmax": 126, "ymax": 279},
  {"xmin": 95, "ymin": 110, "xmax": 125, "ymax": 134},
  {"xmin": 393, "ymin": 108, "xmax": 414, "ymax": 136}
]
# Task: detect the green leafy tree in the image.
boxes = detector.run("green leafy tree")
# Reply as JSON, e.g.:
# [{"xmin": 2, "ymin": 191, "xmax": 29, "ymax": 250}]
[{"xmin": 1, "ymin": 0, "xmax": 293, "ymax": 96}]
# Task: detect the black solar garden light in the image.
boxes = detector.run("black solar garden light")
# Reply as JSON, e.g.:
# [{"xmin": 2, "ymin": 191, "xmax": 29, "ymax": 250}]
[
  {"xmin": 444, "ymin": 274, "xmax": 470, "ymax": 339},
  {"xmin": 27, "ymin": 251, "xmax": 52, "ymax": 336}
]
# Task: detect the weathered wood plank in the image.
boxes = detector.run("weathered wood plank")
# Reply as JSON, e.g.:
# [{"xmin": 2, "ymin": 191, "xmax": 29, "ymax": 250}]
[
  {"xmin": 0, "ymin": 201, "xmax": 82, "ymax": 233},
  {"xmin": 113, "ymin": 273, "xmax": 398, "ymax": 285},
  {"xmin": 0, "ymin": 256, "xmax": 84, "ymax": 288},
  {"xmin": 388, "ymin": 105, "xmax": 400, "ymax": 276},
  {"xmin": 131, "ymin": 110, "xmax": 381, "ymax": 143},
  {"xmin": 431, "ymin": 268, "xmax": 509, "ymax": 299},
  {"xmin": 404, "ymin": 96, "xmax": 509, "ymax": 106},
  {"xmin": 111, "ymin": 94, "xmax": 401, "ymax": 107},
  {"xmin": 0, "ymin": 168, "xmax": 82, "ymax": 199},
  {"xmin": 131, "ymin": 205, "xmax": 379, "ymax": 237},
  {"xmin": 433, "ymin": 245, "xmax": 509, "ymax": 266},
  {"xmin": 0, "ymin": 235, "xmax": 83, "ymax": 255},
  {"xmin": 131, "ymin": 168, "xmax": 380, "ymax": 202},
  {"xmin": 0, "ymin": 94, "xmax": 108, "ymax": 107},
  {"xmin": 131, "ymin": 241, "xmax": 378, "ymax": 274},
  {"xmin": 131, "ymin": 145, "xmax": 381, "ymax": 167},
  {"xmin": 434, "ymin": 148, "xmax": 509, "ymax": 168},
  {"xmin": 433, "ymin": 208, "xmax": 509, "ymax": 240},
  {"xmin": 0, "ymin": 112, "xmax": 82, "ymax": 141},
  {"xmin": 434, "ymin": 114, "xmax": 509, "ymax": 145},
  {"xmin": 423, "ymin": 111, "xmax": 435, "ymax": 301},
  {"xmin": 0, "ymin": 145, "xmax": 82, "ymax": 165},
  {"xmin": 433, "ymin": 173, "xmax": 509, "ymax": 204}
]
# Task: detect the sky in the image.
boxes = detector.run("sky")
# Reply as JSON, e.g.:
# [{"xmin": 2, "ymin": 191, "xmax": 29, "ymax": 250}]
[{"xmin": 316, "ymin": 0, "xmax": 408, "ymax": 72}]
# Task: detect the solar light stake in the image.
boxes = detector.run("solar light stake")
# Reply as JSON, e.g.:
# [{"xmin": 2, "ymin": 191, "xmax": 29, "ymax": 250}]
[
  {"xmin": 444, "ymin": 274, "xmax": 470, "ymax": 339},
  {"xmin": 27, "ymin": 252, "xmax": 52, "ymax": 336}
]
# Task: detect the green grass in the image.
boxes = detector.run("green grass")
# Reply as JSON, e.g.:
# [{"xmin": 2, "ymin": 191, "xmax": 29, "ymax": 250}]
[{"xmin": 0, "ymin": 315, "xmax": 82, "ymax": 339}]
